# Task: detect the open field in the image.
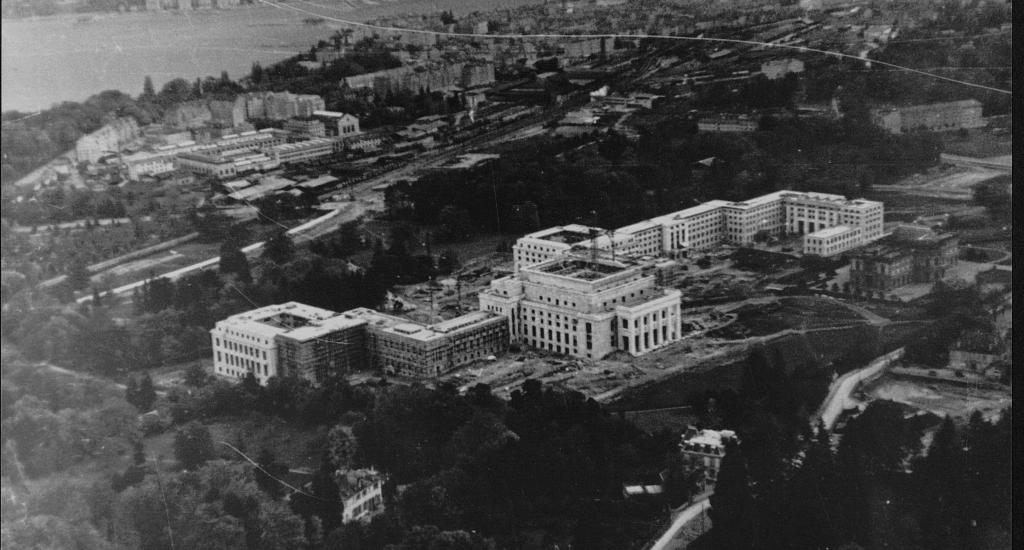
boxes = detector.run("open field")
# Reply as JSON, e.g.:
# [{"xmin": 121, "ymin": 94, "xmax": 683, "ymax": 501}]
[
  {"xmin": 940, "ymin": 130, "xmax": 1014, "ymax": 158},
  {"xmin": 871, "ymin": 165, "xmax": 1005, "ymax": 201},
  {"xmin": 707, "ymin": 296, "xmax": 865, "ymax": 339},
  {"xmin": 624, "ymin": 407, "xmax": 700, "ymax": 435},
  {"xmin": 145, "ymin": 415, "xmax": 329, "ymax": 472}
]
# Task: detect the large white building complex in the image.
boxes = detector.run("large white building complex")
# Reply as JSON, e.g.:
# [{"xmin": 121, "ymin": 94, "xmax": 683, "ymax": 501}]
[
  {"xmin": 211, "ymin": 302, "xmax": 507, "ymax": 385},
  {"xmin": 480, "ymin": 256, "xmax": 683, "ymax": 360},
  {"xmin": 486, "ymin": 190, "xmax": 885, "ymax": 360},
  {"xmin": 512, "ymin": 190, "xmax": 884, "ymax": 272},
  {"xmin": 210, "ymin": 302, "xmax": 365, "ymax": 385}
]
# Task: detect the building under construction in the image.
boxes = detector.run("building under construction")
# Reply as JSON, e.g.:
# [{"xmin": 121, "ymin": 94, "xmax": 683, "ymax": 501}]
[{"xmin": 211, "ymin": 302, "xmax": 508, "ymax": 385}]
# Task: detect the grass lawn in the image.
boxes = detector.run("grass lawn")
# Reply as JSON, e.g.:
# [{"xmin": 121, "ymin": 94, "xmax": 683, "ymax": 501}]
[
  {"xmin": 625, "ymin": 408, "xmax": 700, "ymax": 435},
  {"xmin": 940, "ymin": 130, "xmax": 1013, "ymax": 158},
  {"xmin": 145, "ymin": 415, "xmax": 329, "ymax": 472}
]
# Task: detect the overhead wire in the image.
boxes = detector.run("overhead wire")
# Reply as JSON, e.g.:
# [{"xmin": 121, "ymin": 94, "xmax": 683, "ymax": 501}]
[
  {"xmin": 217, "ymin": 441, "xmax": 341, "ymax": 503},
  {"xmin": 255, "ymin": 0, "xmax": 1010, "ymax": 95}
]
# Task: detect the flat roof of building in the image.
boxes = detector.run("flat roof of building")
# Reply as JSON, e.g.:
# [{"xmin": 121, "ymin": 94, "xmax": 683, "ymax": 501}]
[
  {"xmin": 430, "ymin": 310, "xmax": 499, "ymax": 333},
  {"xmin": 296, "ymin": 175, "xmax": 339, "ymax": 189},
  {"xmin": 312, "ymin": 110, "xmax": 356, "ymax": 119},
  {"xmin": 523, "ymin": 224, "xmax": 603, "ymax": 244},
  {"xmin": 807, "ymin": 224, "xmax": 857, "ymax": 239},
  {"xmin": 438, "ymin": 153, "xmax": 500, "ymax": 170},
  {"xmin": 533, "ymin": 258, "xmax": 629, "ymax": 281},
  {"xmin": 217, "ymin": 302, "xmax": 350, "ymax": 340},
  {"xmin": 270, "ymin": 138, "xmax": 335, "ymax": 152}
]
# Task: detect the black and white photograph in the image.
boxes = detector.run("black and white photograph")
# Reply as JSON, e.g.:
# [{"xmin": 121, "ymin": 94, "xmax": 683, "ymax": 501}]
[{"xmin": 0, "ymin": 0, "xmax": 1013, "ymax": 549}]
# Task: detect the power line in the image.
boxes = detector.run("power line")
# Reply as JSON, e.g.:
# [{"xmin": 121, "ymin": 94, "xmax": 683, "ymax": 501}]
[
  {"xmin": 258, "ymin": 0, "xmax": 1011, "ymax": 95},
  {"xmin": 150, "ymin": 453, "xmax": 177, "ymax": 550},
  {"xmin": 1, "ymin": 111, "xmax": 42, "ymax": 127},
  {"xmin": 217, "ymin": 441, "xmax": 341, "ymax": 503}
]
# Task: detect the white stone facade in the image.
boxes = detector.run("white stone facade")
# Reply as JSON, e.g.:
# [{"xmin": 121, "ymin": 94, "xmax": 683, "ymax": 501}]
[
  {"xmin": 512, "ymin": 191, "xmax": 885, "ymax": 272},
  {"xmin": 480, "ymin": 257, "xmax": 682, "ymax": 360}
]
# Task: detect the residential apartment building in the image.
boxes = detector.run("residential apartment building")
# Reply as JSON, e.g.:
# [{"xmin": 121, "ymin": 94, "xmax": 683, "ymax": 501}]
[
  {"xmin": 948, "ymin": 330, "xmax": 1005, "ymax": 373},
  {"xmin": 870, "ymin": 99, "xmax": 985, "ymax": 134},
  {"xmin": 342, "ymin": 61, "xmax": 496, "ymax": 97},
  {"xmin": 339, "ymin": 469, "xmax": 386, "ymax": 523},
  {"xmin": 244, "ymin": 92, "xmax": 326, "ymax": 120},
  {"xmin": 163, "ymin": 101, "xmax": 213, "ymax": 129},
  {"xmin": 283, "ymin": 119, "xmax": 327, "ymax": 138},
  {"xmin": 513, "ymin": 191, "xmax": 885, "ymax": 272},
  {"xmin": 480, "ymin": 256, "xmax": 683, "ymax": 360},
  {"xmin": 848, "ymin": 225, "xmax": 958, "ymax": 295},
  {"xmin": 679, "ymin": 426, "xmax": 738, "ymax": 490},
  {"xmin": 74, "ymin": 117, "xmax": 140, "ymax": 163},
  {"xmin": 209, "ymin": 97, "xmax": 248, "ymax": 128}
]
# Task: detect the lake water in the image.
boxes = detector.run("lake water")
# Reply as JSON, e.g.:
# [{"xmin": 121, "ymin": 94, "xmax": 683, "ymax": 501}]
[{"xmin": 1, "ymin": 0, "xmax": 538, "ymax": 112}]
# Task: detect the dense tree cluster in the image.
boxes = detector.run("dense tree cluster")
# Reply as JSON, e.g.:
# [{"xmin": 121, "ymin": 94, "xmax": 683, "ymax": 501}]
[
  {"xmin": 1, "ymin": 90, "xmax": 160, "ymax": 183},
  {"xmin": 2, "ymin": 359, "xmax": 141, "ymax": 479},
  {"xmin": 384, "ymin": 115, "xmax": 941, "ymax": 239},
  {"xmin": 709, "ymin": 399, "xmax": 1012, "ymax": 550},
  {"xmin": 307, "ymin": 380, "xmax": 679, "ymax": 550},
  {"xmin": 1, "ymin": 214, "xmax": 194, "ymax": 289},
  {"xmin": 3, "ymin": 228, "xmax": 386, "ymax": 375}
]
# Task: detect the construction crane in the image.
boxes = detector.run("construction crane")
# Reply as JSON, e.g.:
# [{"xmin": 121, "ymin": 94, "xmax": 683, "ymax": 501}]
[{"xmin": 604, "ymin": 228, "xmax": 617, "ymax": 263}]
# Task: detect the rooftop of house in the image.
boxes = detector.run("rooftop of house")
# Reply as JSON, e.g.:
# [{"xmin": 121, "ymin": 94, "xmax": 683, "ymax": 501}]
[
  {"xmin": 336, "ymin": 468, "xmax": 384, "ymax": 500},
  {"xmin": 680, "ymin": 427, "xmax": 738, "ymax": 451},
  {"xmin": 850, "ymin": 243, "xmax": 909, "ymax": 261}
]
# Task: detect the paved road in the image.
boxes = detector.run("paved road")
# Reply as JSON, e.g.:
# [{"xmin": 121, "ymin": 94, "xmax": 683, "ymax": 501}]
[
  {"xmin": 940, "ymin": 153, "xmax": 1012, "ymax": 172},
  {"xmin": 649, "ymin": 497, "xmax": 712, "ymax": 550},
  {"xmin": 816, "ymin": 348, "xmax": 905, "ymax": 431}
]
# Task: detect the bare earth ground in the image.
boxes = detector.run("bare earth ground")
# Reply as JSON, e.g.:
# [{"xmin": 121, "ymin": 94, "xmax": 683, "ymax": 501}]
[
  {"xmin": 871, "ymin": 165, "xmax": 1004, "ymax": 201},
  {"xmin": 863, "ymin": 375, "xmax": 1010, "ymax": 422}
]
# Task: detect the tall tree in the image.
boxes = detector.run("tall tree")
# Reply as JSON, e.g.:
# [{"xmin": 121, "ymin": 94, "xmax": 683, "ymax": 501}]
[
  {"xmin": 142, "ymin": 76, "xmax": 156, "ymax": 99},
  {"xmin": 219, "ymin": 241, "xmax": 251, "ymax": 283},
  {"xmin": 174, "ymin": 421, "xmax": 215, "ymax": 470},
  {"xmin": 262, "ymin": 231, "xmax": 295, "ymax": 265},
  {"xmin": 916, "ymin": 416, "xmax": 968, "ymax": 550},
  {"xmin": 709, "ymin": 441, "xmax": 755, "ymax": 550}
]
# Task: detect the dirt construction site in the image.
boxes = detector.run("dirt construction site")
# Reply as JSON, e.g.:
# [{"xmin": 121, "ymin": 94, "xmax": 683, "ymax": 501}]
[
  {"xmin": 433, "ymin": 292, "xmax": 888, "ymax": 404},
  {"xmin": 862, "ymin": 373, "xmax": 1011, "ymax": 422}
]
